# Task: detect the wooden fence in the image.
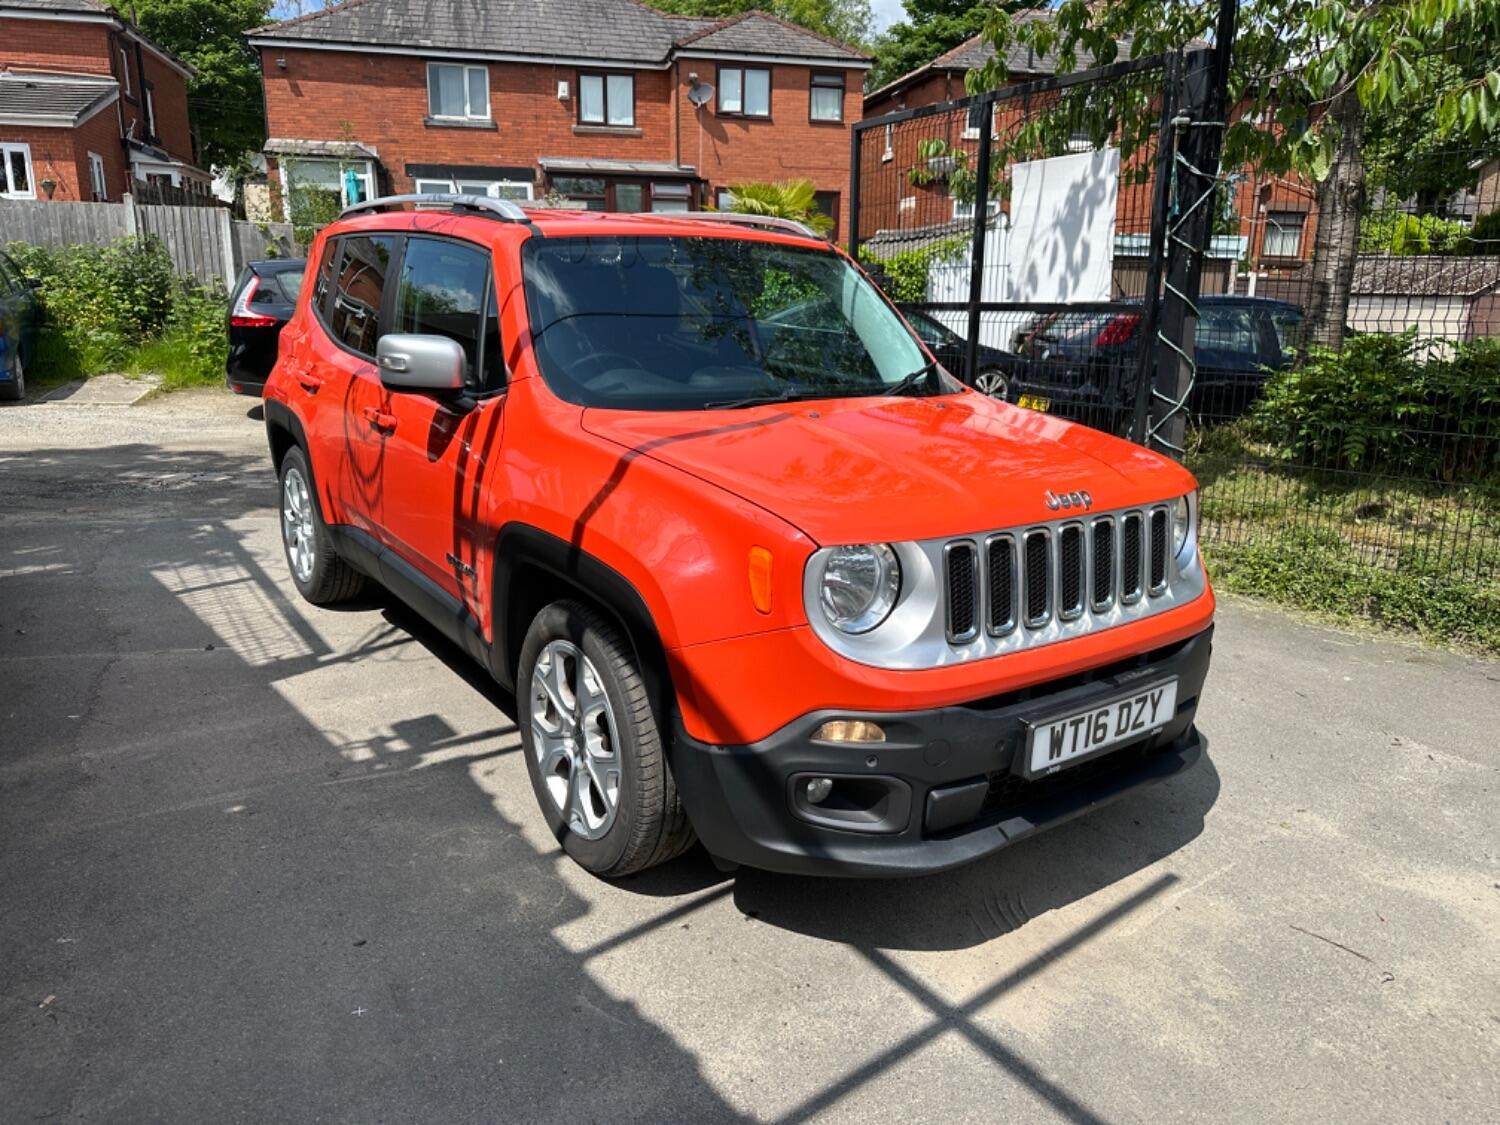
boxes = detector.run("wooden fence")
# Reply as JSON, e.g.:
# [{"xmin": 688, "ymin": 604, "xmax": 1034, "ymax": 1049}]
[{"xmin": 0, "ymin": 196, "xmax": 304, "ymax": 290}]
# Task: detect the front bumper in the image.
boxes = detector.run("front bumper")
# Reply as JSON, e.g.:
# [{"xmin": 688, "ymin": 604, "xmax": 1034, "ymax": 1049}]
[{"xmin": 670, "ymin": 626, "xmax": 1212, "ymax": 877}]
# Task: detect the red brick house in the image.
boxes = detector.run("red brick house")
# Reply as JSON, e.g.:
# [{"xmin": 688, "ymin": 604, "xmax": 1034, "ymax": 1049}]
[
  {"xmin": 0, "ymin": 0, "xmax": 207, "ymax": 203},
  {"xmin": 248, "ymin": 0, "xmax": 869, "ymax": 239}
]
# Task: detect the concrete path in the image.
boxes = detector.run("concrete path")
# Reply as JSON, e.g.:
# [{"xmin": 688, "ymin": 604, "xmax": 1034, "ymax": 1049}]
[
  {"xmin": 1, "ymin": 391, "xmax": 1496, "ymax": 1122},
  {"xmin": 34, "ymin": 372, "xmax": 161, "ymax": 406}
]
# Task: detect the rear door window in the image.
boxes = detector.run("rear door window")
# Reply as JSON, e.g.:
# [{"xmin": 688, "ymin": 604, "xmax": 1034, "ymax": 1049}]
[
  {"xmin": 257, "ymin": 268, "xmax": 304, "ymax": 305},
  {"xmin": 393, "ymin": 236, "xmax": 499, "ymax": 390},
  {"xmin": 329, "ymin": 235, "xmax": 397, "ymax": 357}
]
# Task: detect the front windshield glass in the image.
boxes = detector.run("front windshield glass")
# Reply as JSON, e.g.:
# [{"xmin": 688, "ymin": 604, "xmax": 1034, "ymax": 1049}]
[{"xmin": 521, "ymin": 236, "xmax": 935, "ymax": 410}]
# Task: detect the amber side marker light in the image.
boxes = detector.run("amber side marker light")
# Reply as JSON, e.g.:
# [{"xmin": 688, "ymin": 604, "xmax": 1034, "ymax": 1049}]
[
  {"xmin": 749, "ymin": 547, "xmax": 774, "ymax": 614},
  {"xmin": 812, "ymin": 719, "xmax": 886, "ymax": 743}
]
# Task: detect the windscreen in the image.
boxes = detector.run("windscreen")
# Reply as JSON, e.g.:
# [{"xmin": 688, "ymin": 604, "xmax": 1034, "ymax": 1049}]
[{"xmin": 521, "ymin": 236, "xmax": 931, "ymax": 410}]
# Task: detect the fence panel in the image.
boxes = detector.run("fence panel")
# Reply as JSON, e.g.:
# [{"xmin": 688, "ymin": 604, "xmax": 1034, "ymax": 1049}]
[
  {"xmin": 136, "ymin": 203, "xmax": 231, "ymax": 289},
  {"xmin": 853, "ymin": 55, "xmax": 1179, "ymax": 442},
  {"xmin": 0, "ymin": 200, "xmax": 130, "ymax": 248},
  {"xmin": 229, "ymin": 220, "xmax": 303, "ymax": 268}
]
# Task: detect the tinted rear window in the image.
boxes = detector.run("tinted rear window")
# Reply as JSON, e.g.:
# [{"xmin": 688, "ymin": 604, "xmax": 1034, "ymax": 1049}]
[{"xmin": 252, "ymin": 268, "xmax": 304, "ymax": 305}]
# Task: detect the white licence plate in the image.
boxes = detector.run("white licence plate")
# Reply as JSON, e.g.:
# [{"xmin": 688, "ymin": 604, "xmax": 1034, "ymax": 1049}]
[{"xmin": 1026, "ymin": 680, "xmax": 1178, "ymax": 776}]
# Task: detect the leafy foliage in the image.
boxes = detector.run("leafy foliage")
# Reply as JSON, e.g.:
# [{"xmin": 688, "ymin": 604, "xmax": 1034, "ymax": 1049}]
[
  {"xmin": 129, "ymin": 0, "xmax": 276, "ymax": 170},
  {"xmin": 1251, "ymin": 330, "xmax": 1500, "ymax": 483},
  {"xmin": 867, "ymin": 1, "xmax": 995, "ymax": 91},
  {"xmin": 722, "ymin": 179, "xmax": 836, "ymax": 236},
  {"xmin": 643, "ymin": 0, "xmax": 872, "ymax": 45},
  {"xmin": 859, "ymin": 236, "xmax": 967, "ymax": 302},
  {"xmin": 1359, "ymin": 211, "xmax": 1472, "ymax": 254},
  {"xmin": 4, "ymin": 239, "xmax": 226, "ymax": 387}
]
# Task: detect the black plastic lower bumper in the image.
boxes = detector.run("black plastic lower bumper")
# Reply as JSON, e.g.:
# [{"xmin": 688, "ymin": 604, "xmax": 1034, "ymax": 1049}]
[{"xmin": 670, "ymin": 627, "xmax": 1213, "ymax": 877}]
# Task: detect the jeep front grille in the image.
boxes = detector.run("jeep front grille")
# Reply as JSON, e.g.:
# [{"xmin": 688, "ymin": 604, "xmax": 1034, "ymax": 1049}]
[{"xmin": 945, "ymin": 505, "xmax": 1178, "ymax": 650}]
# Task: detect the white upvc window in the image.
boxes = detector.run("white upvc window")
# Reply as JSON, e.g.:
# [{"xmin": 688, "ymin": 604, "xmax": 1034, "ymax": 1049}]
[
  {"xmin": 953, "ymin": 198, "xmax": 1002, "ymax": 222},
  {"xmin": 427, "ymin": 62, "xmax": 490, "ymax": 120},
  {"xmin": 1, "ymin": 143, "xmax": 35, "ymax": 199},
  {"xmin": 88, "ymin": 151, "xmax": 108, "ymax": 200},
  {"xmin": 414, "ymin": 176, "xmax": 534, "ymax": 201},
  {"xmin": 1263, "ymin": 210, "xmax": 1306, "ymax": 258},
  {"xmin": 281, "ymin": 157, "xmax": 375, "ymax": 222},
  {"xmin": 144, "ymin": 87, "xmax": 157, "ymax": 139},
  {"xmin": 119, "ymin": 46, "xmax": 132, "ymax": 96}
]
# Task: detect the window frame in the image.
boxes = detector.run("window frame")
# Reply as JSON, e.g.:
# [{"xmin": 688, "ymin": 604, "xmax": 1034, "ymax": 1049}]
[
  {"xmin": 1262, "ymin": 210, "xmax": 1306, "ymax": 259},
  {"xmin": 391, "ymin": 233, "xmax": 506, "ymax": 393},
  {"xmin": 576, "ymin": 71, "xmax": 636, "ymax": 128},
  {"xmin": 717, "ymin": 65, "xmax": 771, "ymax": 118},
  {"xmin": 143, "ymin": 83, "xmax": 157, "ymax": 141},
  {"xmin": 0, "ymin": 143, "xmax": 36, "ymax": 200},
  {"xmin": 426, "ymin": 61, "xmax": 491, "ymax": 121},
  {"xmin": 809, "ymin": 71, "xmax": 844, "ymax": 123},
  {"xmin": 318, "ymin": 232, "xmax": 401, "ymax": 362},
  {"xmin": 412, "ymin": 176, "xmax": 534, "ymax": 201},
  {"xmin": 118, "ymin": 46, "xmax": 133, "ymax": 98},
  {"xmin": 88, "ymin": 151, "xmax": 108, "ymax": 201}
]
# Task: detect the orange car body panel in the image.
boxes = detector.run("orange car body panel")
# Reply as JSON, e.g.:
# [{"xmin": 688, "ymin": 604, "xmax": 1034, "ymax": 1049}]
[{"xmin": 267, "ymin": 208, "xmax": 1214, "ymax": 748}]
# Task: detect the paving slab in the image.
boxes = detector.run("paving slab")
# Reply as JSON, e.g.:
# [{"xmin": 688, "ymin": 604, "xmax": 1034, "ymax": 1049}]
[{"xmin": 37, "ymin": 372, "xmax": 161, "ymax": 406}]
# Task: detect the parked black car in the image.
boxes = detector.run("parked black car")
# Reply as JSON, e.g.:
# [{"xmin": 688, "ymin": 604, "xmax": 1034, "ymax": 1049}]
[
  {"xmin": 900, "ymin": 307, "xmax": 1026, "ymax": 397},
  {"xmin": 0, "ymin": 249, "xmax": 41, "ymax": 402},
  {"xmin": 1006, "ymin": 296, "xmax": 1303, "ymax": 422},
  {"xmin": 226, "ymin": 259, "xmax": 305, "ymax": 396}
]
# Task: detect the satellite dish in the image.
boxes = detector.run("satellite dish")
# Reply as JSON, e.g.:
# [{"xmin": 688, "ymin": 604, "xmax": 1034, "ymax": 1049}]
[{"xmin": 687, "ymin": 81, "xmax": 714, "ymax": 108}]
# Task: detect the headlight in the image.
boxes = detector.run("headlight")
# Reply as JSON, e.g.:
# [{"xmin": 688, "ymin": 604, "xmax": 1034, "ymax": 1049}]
[
  {"xmin": 1172, "ymin": 493, "xmax": 1194, "ymax": 558},
  {"xmin": 817, "ymin": 544, "xmax": 901, "ymax": 634}
]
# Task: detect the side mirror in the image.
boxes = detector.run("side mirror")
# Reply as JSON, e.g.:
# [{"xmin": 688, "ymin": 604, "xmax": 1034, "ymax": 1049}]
[{"xmin": 376, "ymin": 333, "xmax": 465, "ymax": 394}]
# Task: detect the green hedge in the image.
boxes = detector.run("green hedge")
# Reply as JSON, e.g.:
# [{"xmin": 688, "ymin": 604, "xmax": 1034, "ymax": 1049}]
[
  {"xmin": 5, "ymin": 237, "xmax": 226, "ymax": 388},
  {"xmin": 1251, "ymin": 330, "xmax": 1500, "ymax": 483}
]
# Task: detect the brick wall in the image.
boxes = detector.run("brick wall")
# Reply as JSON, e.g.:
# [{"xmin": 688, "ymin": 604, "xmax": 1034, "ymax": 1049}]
[
  {"xmin": 261, "ymin": 47, "xmax": 678, "ymax": 197},
  {"xmin": 137, "ymin": 52, "xmax": 193, "ymax": 164},
  {"xmin": 0, "ymin": 16, "xmax": 114, "ymax": 75},
  {"xmin": 675, "ymin": 62, "xmax": 862, "ymax": 240},
  {"xmin": 1, "ymin": 126, "xmax": 83, "ymax": 201}
]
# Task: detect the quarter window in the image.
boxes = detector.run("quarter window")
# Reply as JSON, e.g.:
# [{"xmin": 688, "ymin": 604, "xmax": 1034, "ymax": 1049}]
[
  {"xmin": 393, "ymin": 237, "xmax": 498, "ymax": 389},
  {"xmin": 0, "ymin": 143, "xmax": 34, "ymax": 199},
  {"xmin": 719, "ymin": 67, "xmax": 770, "ymax": 117},
  {"xmin": 329, "ymin": 235, "xmax": 397, "ymax": 358},
  {"xmin": 578, "ymin": 73, "xmax": 635, "ymax": 127},
  {"xmin": 810, "ymin": 72, "xmax": 844, "ymax": 122},
  {"xmin": 427, "ymin": 63, "xmax": 490, "ymax": 120}
]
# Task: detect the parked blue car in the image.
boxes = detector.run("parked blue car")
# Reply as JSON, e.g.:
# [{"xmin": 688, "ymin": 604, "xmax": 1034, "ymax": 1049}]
[{"xmin": 0, "ymin": 249, "xmax": 40, "ymax": 401}]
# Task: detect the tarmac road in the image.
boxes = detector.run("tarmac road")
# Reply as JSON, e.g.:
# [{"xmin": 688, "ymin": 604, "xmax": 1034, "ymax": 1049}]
[{"xmin": 1, "ymin": 390, "xmax": 1496, "ymax": 1122}]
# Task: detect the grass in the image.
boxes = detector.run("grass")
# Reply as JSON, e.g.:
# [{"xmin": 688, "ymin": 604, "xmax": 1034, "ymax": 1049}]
[
  {"xmin": 125, "ymin": 331, "xmax": 225, "ymax": 392},
  {"xmin": 1189, "ymin": 424, "xmax": 1500, "ymax": 655}
]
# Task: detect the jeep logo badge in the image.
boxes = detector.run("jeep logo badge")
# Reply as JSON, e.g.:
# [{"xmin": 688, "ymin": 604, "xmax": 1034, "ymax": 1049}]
[{"xmin": 1044, "ymin": 489, "xmax": 1093, "ymax": 511}]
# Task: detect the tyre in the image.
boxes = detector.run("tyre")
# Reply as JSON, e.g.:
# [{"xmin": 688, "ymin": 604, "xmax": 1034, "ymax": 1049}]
[
  {"xmin": 277, "ymin": 445, "xmax": 367, "ymax": 605},
  {"xmin": 0, "ymin": 351, "xmax": 24, "ymax": 402},
  {"xmin": 517, "ymin": 601, "xmax": 695, "ymax": 877},
  {"xmin": 974, "ymin": 368, "xmax": 1009, "ymax": 401}
]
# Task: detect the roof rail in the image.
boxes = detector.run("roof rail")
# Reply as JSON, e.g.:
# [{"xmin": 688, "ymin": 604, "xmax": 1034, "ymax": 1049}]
[
  {"xmin": 657, "ymin": 211, "xmax": 824, "ymax": 240},
  {"xmin": 339, "ymin": 193, "xmax": 531, "ymax": 224}
]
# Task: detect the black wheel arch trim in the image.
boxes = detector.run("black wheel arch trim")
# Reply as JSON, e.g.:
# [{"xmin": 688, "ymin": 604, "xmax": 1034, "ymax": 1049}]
[{"xmin": 491, "ymin": 524, "xmax": 673, "ymax": 721}]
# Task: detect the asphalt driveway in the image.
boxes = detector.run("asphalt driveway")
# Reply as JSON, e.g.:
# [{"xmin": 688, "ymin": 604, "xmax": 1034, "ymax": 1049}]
[{"xmin": 1, "ymin": 391, "xmax": 1496, "ymax": 1122}]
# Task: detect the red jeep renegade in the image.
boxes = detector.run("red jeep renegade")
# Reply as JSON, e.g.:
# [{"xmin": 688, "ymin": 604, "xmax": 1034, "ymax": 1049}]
[{"xmin": 265, "ymin": 196, "xmax": 1214, "ymax": 878}]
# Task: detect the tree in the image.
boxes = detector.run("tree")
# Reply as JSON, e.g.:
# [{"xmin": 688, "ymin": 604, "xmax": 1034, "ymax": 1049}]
[
  {"xmin": 969, "ymin": 1, "xmax": 1500, "ymax": 349},
  {"xmin": 128, "ymin": 0, "xmax": 274, "ymax": 171},
  {"xmin": 722, "ymin": 179, "xmax": 836, "ymax": 235},
  {"xmin": 868, "ymin": 2, "xmax": 1038, "ymax": 93},
  {"xmin": 646, "ymin": 0, "xmax": 874, "ymax": 46}
]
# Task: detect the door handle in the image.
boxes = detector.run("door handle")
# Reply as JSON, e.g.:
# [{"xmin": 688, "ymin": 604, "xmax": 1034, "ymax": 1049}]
[
  {"xmin": 295, "ymin": 371, "xmax": 324, "ymax": 392},
  {"xmin": 362, "ymin": 405, "xmax": 397, "ymax": 433}
]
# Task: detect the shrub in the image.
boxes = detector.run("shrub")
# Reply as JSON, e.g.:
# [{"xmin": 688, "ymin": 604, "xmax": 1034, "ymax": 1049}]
[
  {"xmin": 861, "ymin": 237, "xmax": 967, "ymax": 303},
  {"xmin": 1463, "ymin": 209, "xmax": 1500, "ymax": 255},
  {"xmin": 1360, "ymin": 212, "xmax": 1471, "ymax": 255},
  {"xmin": 1251, "ymin": 330, "xmax": 1500, "ymax": 483},
  {"xmin": 6, "ymin": 237, "xmax": 225, "ymax": 388}
]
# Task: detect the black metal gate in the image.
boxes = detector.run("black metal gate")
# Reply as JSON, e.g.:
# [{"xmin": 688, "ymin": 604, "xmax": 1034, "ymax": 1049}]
[{"xmin": 851, "ymin": 40, "xmax": 1232, "ymax": 456}]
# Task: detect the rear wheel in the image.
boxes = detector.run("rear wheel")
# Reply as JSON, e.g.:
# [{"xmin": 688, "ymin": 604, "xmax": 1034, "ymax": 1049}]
[
  {"xmin": 0, "ymin": 352, "xmax": 24, "ymax": 402},
  {"xmin": 974, "ymin": 368, "xmax": 1009, "ymax": 401},
  {"xmin": 277, "ymin": 445, "xmax": 367, "ymax": 605},
  {"xmin": 518, "ymin": 601, "xmax": 695, "ymax": 877}
]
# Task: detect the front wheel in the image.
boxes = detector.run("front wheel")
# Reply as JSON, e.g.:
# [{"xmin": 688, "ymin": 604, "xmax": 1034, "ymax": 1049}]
[
  {"xmin": 517, "ymin": 601, "xmax": 695, "ymax": 877},
  {"xmin": 0, "ymin": 352, "xmax": 24, "ymax": 402},
  {"xmin": 974, "ymin": 368, "xmax": 1009, "ymax": 401}
]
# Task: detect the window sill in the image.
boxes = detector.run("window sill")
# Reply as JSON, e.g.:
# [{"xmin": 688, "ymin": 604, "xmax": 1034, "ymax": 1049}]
[
  {"xmin": 424, "ymin": 116, "xmax": 497, "ymax": 130},
  {"xmin": 809, "ymin": 117, "xmax": 845, "ymax": 126},
  {"xmin": 572, "ymin": 124, "xmax": 642, "ymax": 136},
  {"xmin": 716, "ymin": 113, "xmax": 772, "ymax": 122},
  {"xmin": 881, "ymin": 151, "xmax": 893, "ymax": 163}
]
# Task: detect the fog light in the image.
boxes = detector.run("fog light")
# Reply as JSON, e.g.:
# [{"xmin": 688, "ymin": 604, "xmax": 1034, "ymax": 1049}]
[
  {"xmin": 812, "ymin": 719, "xmax": 886, "ymax": 743},
  {"xmin": 805, "ymin": 777, "xmax": 834, "ymax": 804}
]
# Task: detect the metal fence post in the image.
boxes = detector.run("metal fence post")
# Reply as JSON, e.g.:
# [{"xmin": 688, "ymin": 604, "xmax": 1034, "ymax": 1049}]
[
  {"xmin": 964, "ymin": 97, "xmax": 995, "ymax": 381},
  {"xmin": 848, "ymin": 122, "xmax": 863, "ymax": 263},
  {"xmin": 1130, "ymin": 52, "xmax": 1181, "ymax": 444}
]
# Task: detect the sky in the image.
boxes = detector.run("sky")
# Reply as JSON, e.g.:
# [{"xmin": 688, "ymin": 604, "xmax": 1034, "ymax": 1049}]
[{"xmin": 870, "ymin": 0, "xmax": 905, "ymax": 34}]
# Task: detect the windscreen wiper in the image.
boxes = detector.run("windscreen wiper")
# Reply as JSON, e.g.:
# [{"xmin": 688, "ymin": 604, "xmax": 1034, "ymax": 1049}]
[
  {"xmin": 705, "ymin": 387, "xmax": 828, "ymax": 410},
  {"xmin": 883, "ymin": 360, "xmax": 942, "ymax": 397}
]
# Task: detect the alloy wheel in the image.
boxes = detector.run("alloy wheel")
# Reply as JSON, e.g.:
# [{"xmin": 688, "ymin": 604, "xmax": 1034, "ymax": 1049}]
[
  {"xmin": 281, "ymin": 466, "xmax": 316, "ymax": 583},
  {"xmin": 530, "ymin": 639, "xmax": 622, "ymax": 840},
  {"xmin": 975, "ymin": 369, "xmax": 1009, "ymax": 400}
]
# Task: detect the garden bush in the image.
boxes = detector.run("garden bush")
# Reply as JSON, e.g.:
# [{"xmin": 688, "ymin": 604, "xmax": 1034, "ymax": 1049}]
[
  {"xmin": 860, "ymin": 236, "xmax": 967, "ymax": 303},
  {"xmin": 1251, "ymin": 330, "xmax": 1500, "ymax": 483},
  {"xmin": 5, "ymin": 237, "xmax": 226, "ymax": 388}
]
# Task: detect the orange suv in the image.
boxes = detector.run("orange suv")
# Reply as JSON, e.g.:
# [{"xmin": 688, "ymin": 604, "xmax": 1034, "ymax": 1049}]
[{"xmin": 264, "ymin": 196, "xmax": 1215, "ymax": 878}]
